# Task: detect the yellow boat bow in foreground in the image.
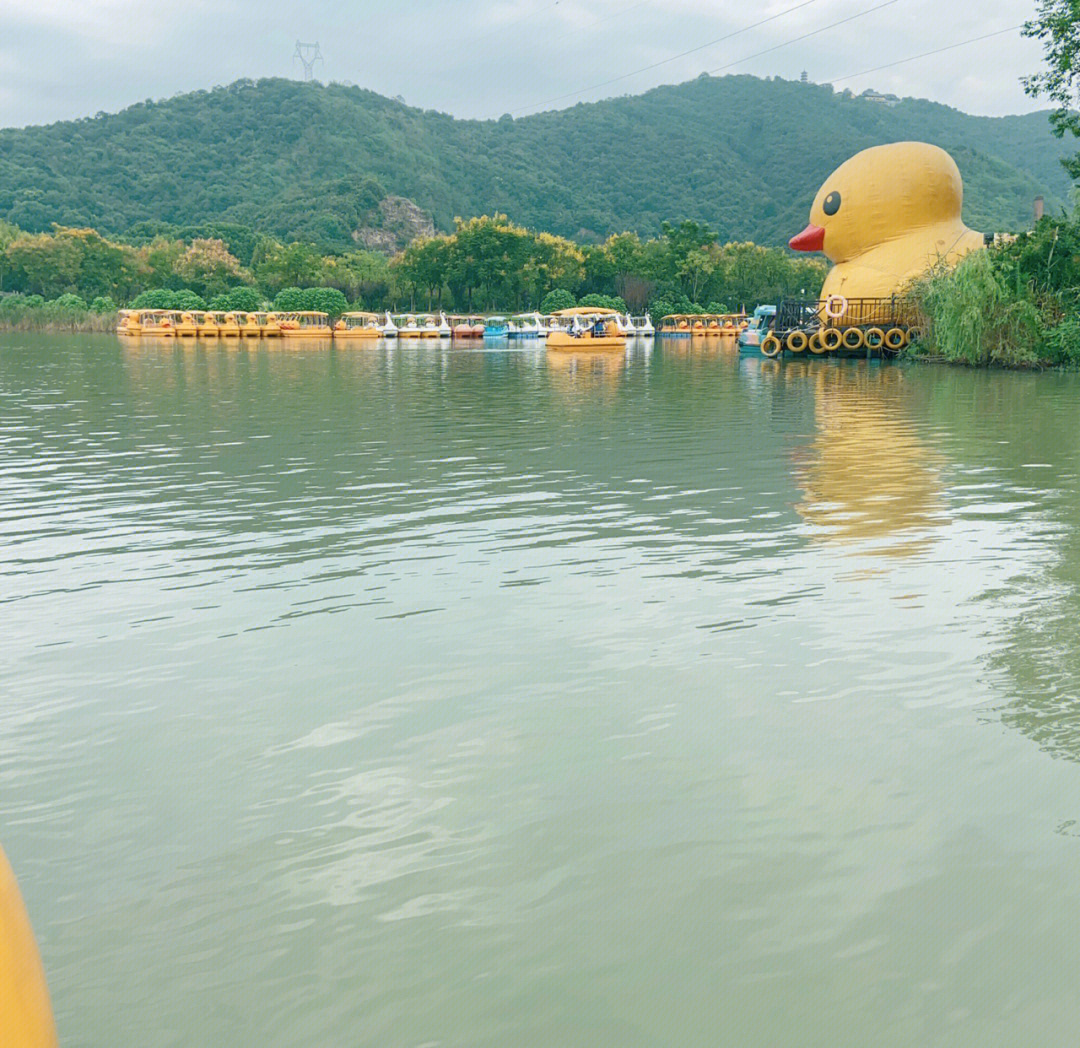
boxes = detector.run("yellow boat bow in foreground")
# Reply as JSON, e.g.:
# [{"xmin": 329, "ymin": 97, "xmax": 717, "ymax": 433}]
[{"xmin": 1, "ymin": 848, "xmax": 57, "ymax": 1048}]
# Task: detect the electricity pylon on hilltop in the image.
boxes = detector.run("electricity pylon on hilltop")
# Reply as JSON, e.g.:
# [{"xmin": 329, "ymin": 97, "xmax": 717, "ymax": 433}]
[{"xmin": 293, "ymin": 41, "xmax": 323, "ymax": 82}]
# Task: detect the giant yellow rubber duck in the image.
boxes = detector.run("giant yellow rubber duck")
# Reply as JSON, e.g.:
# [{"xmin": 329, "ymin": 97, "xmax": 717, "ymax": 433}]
[
  {"xmin": 790, "ymin": 142, "xmax": 985, "ymax": 300},
  {"xmin": 1, "ymin": 847, "xmax": 57, "ymax": 1048}
]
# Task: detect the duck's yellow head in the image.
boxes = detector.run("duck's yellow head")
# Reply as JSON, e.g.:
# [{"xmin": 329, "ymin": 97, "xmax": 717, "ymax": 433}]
[{"xmin": 790, "ymin": 142, "xmax": 967, "ymax": 264}]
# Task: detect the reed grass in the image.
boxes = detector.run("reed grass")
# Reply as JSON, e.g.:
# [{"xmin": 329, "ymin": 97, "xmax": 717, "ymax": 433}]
[
  {"xmin": 0, "ymin": 295, "xmax": 116, "ymax": 333},
  {"xmin": 908, "ymin": 251, "xmax": 1046, "ymax": 367}
]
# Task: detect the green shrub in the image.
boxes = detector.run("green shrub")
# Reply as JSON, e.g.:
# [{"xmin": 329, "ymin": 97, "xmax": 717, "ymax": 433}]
[
  {"xmin": 51, "ymin": 293, "xmax": 88, "ymax": 311},
  {"xmin": 273, "ymin": 286, "xmax": 306, "ymax": 311},
  {"xmin": 226, "ymin": 287, "xmax": 262, "ymax": 312},
  {"xmin": 578, "ymin": 293, "xmax": 627, "ymax": 312},
  {"xmin": 705, "ymin": 300, "xmax": 729, "ymax": 315},
  {"xmin": 302, "ymin": 287, "xmax": 348, "ymax": 318},
  {"xmin": 1043, "ymin": 316, "xmax": 1080, "ymax": 364},
  {"xmin": 209, "ymin": 293, "xmax": 232, "ymax": 311},
  {"xmin": 173, "ymin": 289, "xmax": 207, "ymax": 310},
  {"xmin": 0, "ymin": 295, "xmax": 33, "ymax": 321},
  {"xmin": 649, "ymin": 297, "xmax": 675, "ymax": 320},
  {"xmin": 90, "ymin": 295, "xmax": 117, "ymax": 313},
  {"xmin": 540, "ymin": 288, "xmax": 576, "ymax": 313},
  {"xmin": 672, "ymin": 295, "xmax": 704, "ymax": 315},
  {"xmin": 132, "ymin": 288, "xmax": 177, "ymax": 309}
]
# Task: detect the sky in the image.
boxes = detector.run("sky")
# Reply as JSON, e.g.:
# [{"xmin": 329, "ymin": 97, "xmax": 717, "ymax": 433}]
[{"xmin": 0, "ymin": 0, "xmax": 1049, "ymax": 128}]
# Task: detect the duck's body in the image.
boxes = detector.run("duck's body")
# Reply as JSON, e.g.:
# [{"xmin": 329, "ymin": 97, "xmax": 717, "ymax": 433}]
[
  {"xmin": 820, "ymin": 223, "xmax": 985, "ymax": 300},
  {"xmin": 791, "ymin": 142, "xmax": 984, "ymax": 302}
]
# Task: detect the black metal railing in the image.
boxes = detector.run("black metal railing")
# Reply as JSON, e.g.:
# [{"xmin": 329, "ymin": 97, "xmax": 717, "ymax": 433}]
[{"xmin": 774, "ymin": 296, "xmax": 925, "ymax": 333}]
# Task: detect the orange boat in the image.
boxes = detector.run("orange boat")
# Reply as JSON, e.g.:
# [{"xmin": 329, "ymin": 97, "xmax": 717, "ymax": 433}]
[{"xmin": 450, "ymin": 315, "xmax": 485, "ymax": 339}]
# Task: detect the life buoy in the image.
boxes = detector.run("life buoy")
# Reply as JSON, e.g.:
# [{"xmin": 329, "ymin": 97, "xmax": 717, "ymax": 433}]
[
  {"xmin": 786, "ymin": 330, "xmax": 808, "ymax": 353},
  {"xmin": 824, "ymin": 294, "xmax": 848, "ymax": 319},
  {"xmin": 761, "ymin": 334, "xmax": 782, "ymax": 358},
  {"xmin": 821, "ymin": 328, "xmax": 843, "ymax": 351},
  {"xmin": 841, "ymin": 327, "xmax": 865, "ymax": 351},
  {"xmin": 809, "ymin": 331, "xmax": 827, "ymax": 354},
  {"xmin": 864, "ymin": 327, "xmax": 885, "ymax": 349},
  {"xmin": 884, "ymin": 327, "xmax": 907, "ymax": 350}
]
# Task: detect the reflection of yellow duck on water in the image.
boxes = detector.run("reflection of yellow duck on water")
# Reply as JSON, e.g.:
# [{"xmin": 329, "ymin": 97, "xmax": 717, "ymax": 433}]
[
  {"xmin": 790, "ymin": 142, "xmax": 985, "ymax": 300},
  {"xmin": 1, "ymin": 847, "xmax": 57, "ymax": 1047},
  {"xmin": 795, "ymin": 366, "xmax": 945, "ymax": 556}
]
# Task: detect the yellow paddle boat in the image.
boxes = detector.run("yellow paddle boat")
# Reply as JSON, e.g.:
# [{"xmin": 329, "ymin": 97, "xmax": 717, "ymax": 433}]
[
  {"xmin": 174, "ymin": 311, "xmax": 198, "ymax": 338},
  {"xmin": 257, "ymin": 312, "xmax": 282, "ymax": 338},
  {"xmin": 546, "ymin": 307, "xmax": 627, "ymax": 351},
  {"xmin": 213, "ymin": 311, "xmax": 241, "ymax": 338},
  {"xmin": 237, "ymin": 312, "xmax": 262, "ymax": 339},
  {"xmin": 657, "ymin": 315, "xmax": 692, "ymax": 337},
  {"xmin": 115, "ymin": 309, "xmax": 141, "ymax": 336},
  {"xmin": 278, "ymin": 311, "xmax": 332, "ymax": 338},
  {"xmin": 710, "ymin": 313, "xmax": 747, "ymax": 346},
  {"xmin": 334, "ymin": 312, "xmax": 381, "ymax": 339},
  {"xmin": 194, "ymin": 310, "xmax": 219, "ymax": 338},
  {"xmin": 658, "ymin": 313, "xmax": 743, "ymax": 341},
  {"xmin": 1, "ymin": 846, "xmax": 58, "ymax": 1048},
  {"xmin": 138, "ymin": 309, "xmax": 176, "ymax": 338}
]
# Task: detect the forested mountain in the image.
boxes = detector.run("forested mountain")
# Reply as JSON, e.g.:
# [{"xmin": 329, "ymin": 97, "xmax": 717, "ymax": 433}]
[{"xmin": 0, "ymin": 74, "xmax": 1070, "ymax": 251}]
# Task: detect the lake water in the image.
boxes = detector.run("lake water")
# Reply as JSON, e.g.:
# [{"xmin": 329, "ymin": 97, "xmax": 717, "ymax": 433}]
[{"xmin": 5, "ymin": 333, "xmax": 1080, "ymax": 1046}]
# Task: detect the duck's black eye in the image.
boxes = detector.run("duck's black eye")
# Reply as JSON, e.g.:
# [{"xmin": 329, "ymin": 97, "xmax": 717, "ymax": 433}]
[{"xmin": 823, "ymin": 191, "xmax": 842, "ymax": 217}]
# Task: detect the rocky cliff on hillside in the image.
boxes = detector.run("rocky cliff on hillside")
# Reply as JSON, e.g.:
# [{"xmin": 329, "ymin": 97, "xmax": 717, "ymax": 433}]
[{"xmin": 354, "ymin": 196, "xmax": 434, "ymax": 254}]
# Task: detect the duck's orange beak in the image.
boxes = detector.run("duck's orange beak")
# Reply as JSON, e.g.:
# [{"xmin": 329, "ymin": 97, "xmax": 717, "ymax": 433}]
[{"xmin": 789, "ymin": 224, "xmax": 825, "ymax": 252}]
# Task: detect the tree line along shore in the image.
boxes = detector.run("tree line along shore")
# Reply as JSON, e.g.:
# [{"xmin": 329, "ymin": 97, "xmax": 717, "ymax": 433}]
[
  {"xmin": 0, "ymin": 213, "xmax": 826, "ymax": 333},
  {"xmin": 4, "ymin": 209, "xmax": 1080, "ymax": 369}
]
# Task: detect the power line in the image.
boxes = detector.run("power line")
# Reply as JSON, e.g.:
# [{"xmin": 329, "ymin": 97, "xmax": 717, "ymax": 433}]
[
  {"xmin": 494, "ymin": 0, "xmax": 564, "ymax": 36},
  {"xmin": 703, "ymin": 0, "xmax": 902, "ymax": 77},
  {"xmin": 512, "ymin": 0, "xmax": 826, "ymax": 115},
  {"xmin": 828, "ymin": 23, "xmax": 1023, "ymax": 85},
  {"xmin": 579, "ymin": 0, "xmax": 653, "ymax": 31}
]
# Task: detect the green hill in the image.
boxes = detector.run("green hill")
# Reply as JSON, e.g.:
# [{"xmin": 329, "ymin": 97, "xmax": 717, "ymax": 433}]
[{"xmin": 0, "ymin": 75, "xmax": 1070, "ymax": 250}]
